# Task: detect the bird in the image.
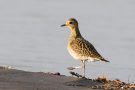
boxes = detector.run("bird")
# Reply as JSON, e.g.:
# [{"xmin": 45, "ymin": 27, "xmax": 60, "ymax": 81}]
[{"xmin": 61, "ymin": 18, "xmax": 109, "ymax": 77}]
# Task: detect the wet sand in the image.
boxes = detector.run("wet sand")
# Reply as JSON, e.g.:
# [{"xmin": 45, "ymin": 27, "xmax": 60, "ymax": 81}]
[
  {"xmin": 0, "ymin": 67, "xmax": 100, "ymax": 90},
  {"xmin": 1, "ymin": 66, "xmax": 135, "ymax": 90}
]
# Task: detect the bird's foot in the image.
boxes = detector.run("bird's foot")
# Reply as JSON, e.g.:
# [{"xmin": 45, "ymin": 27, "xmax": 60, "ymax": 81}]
[{"xmin": 67, "ymin": 66, "xmax": 81, "ymax": 70}]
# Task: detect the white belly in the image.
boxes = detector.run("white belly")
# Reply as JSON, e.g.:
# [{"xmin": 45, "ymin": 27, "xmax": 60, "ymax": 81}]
[{"xmin": 67, "ymin": 45, "xmax": 98, "ymax": 62}]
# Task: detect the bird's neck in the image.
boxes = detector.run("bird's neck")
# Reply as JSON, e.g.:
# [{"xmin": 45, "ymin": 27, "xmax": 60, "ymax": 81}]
[{"xmin": 70, "ymin": 27, "xmax": 82, "ymax": 39}]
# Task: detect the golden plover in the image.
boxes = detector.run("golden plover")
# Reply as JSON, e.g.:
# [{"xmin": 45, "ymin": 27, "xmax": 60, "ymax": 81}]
[{"xmin": 61, "ymin": 18, "xmax": 109, "ymax": 77}]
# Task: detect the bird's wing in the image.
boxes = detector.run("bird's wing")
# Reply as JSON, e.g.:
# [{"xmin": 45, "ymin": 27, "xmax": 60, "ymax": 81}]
[
  {"xmin": 70, "ymin": 37, "xmax": 108, "ymax": 62},
  {"xmin": 81, "ymin": 39, "xmax": 103, "ymax": 58}
]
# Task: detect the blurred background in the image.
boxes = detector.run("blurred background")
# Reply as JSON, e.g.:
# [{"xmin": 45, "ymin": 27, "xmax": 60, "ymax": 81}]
[{"xmin": 0, "ymin": 0, "xmax": 135, "ymax": 82}]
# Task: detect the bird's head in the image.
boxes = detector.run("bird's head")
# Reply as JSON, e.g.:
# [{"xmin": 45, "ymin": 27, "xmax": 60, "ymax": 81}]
[{"xmin": 61, "ymin": 18, "xmax": 78, "ymax": 30}]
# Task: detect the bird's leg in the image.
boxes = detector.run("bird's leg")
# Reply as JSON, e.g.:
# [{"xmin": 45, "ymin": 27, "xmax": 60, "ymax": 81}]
[
  {"xmin": 83, "ymin": 61, "xmax": 86, "ymax": 77},
  {"xmin": 81, "ymin": 60, "xmax": 85, "ymax": 77}
]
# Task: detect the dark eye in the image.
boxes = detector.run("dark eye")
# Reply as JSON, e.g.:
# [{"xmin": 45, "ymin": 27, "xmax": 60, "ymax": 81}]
[{"xmin": 69, "ymin": 22, "xmax": 73, "ymax": 24}]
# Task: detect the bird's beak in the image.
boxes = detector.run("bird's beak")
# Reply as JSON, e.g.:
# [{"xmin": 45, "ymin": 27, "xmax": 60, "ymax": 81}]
[{"xmin": 61, "ymin": 24, "xmax": 66, "ymax": 27}]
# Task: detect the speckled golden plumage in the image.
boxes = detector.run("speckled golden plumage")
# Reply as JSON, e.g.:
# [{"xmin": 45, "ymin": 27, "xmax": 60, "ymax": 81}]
[
  {"xmin": 68, "ymin": 37, "xmax": 105, "ymax": 61},
  {"xmin": 61, "ymin": 18, "xmax": 109, "ymax": 77}
]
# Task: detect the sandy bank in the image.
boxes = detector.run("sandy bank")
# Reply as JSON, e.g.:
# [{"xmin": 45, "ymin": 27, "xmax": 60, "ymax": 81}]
[
  {"xmin": 0, "ymin": 66, "xmax": 99, "ymax": 90},
  {"xmin": 0, "ymin": 66, "xmax": 135, "ymax": 90}
]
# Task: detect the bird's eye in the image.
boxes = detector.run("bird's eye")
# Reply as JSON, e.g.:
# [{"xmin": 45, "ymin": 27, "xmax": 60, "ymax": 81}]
[{"xmin": 69, "ymin": 22, "xmax": 73, "ymax": 24}]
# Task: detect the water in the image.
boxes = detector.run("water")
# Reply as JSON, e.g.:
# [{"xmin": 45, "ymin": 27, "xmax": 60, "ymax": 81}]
[{"xmin": 0, "ymin": 0, "xmax": 135, "ymax": 82}]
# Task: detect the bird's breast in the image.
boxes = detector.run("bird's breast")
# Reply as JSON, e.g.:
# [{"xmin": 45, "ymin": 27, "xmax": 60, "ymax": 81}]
[{"xmin": 67, "ymin": 43, "xmax": 80, "ymax": 60}]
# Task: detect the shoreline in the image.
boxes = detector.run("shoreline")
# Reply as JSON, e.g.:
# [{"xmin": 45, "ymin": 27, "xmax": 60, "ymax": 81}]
[
  {"xmin": 0, "ymin": 66, "xmax": 98, "ymax": 90},
  {"xmin": 0, "ymin": 66, "xmax": 135, "ymax": 90}
]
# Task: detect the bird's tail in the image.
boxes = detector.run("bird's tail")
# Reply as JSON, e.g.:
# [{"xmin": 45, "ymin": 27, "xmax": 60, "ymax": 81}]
[{"xmin": 101, "ymin": 58, "xmax": 109, "ymax": 62}]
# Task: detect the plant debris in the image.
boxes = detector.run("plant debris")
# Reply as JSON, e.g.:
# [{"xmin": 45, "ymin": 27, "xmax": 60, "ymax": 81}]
[{"xmin": 69, "ymin": 71, "xmax": 135, "ymax": 90}]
